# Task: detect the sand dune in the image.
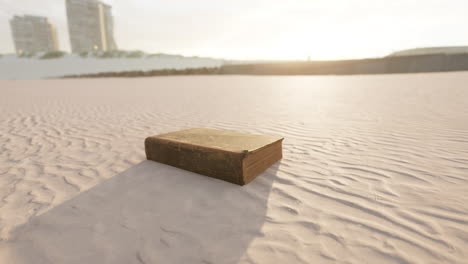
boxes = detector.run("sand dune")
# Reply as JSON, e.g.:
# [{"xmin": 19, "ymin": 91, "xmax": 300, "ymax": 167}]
[{"xmin": 0, "ymin": 74, "xmax": 467, "ymax": 263}]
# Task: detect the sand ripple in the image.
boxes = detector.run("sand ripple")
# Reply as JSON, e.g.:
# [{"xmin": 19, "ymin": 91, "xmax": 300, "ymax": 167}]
[{"xmin": 0, "ymin": 74, "xmax": 468, "ymax": 263}]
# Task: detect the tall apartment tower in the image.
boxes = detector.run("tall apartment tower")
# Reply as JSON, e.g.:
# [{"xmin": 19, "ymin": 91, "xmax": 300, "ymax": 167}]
[
  {"xmin": 9, "ymin": 15, "xmax": 59, "ymax": 55},
  {"xmin": 66, "ymin": 0, "xmax": 117, "ymax": 53}
]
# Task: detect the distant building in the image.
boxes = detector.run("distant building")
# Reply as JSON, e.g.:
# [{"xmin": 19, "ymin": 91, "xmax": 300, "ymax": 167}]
[
  {"xmin": 9, "ymin": 15, "xmax": 59, "ymax": 55},
  {"xmin": 66, "ymin": 0, "xmax": 117, "ymax": 53}
]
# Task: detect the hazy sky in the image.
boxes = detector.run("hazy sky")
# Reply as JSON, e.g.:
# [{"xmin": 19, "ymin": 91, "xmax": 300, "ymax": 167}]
[{"xmin": 1, "ymin": 0, "xmax": 467, "ymax": 60}]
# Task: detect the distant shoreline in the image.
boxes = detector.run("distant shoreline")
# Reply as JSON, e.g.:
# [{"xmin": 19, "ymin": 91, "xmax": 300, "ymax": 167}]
[{"xmin": 63, "ymin": 53, "xmax": 468, "ymax": 78}]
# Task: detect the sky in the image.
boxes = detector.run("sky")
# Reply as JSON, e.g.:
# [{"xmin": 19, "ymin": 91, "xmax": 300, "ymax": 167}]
[{"xmin": 1, "ymin": 0, "xmax": 467, "ymax": 60}]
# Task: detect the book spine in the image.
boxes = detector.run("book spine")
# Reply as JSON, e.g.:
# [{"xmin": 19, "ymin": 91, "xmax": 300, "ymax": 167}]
[{"xmin": 145, "ymin": 137, "xmax": 246, "ymax": 185}]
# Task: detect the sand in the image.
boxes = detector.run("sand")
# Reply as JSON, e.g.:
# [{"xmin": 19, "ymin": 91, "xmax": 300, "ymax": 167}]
[{"xmin": 0, "ymin": 73, "xmax": 467, "ymax": 263}]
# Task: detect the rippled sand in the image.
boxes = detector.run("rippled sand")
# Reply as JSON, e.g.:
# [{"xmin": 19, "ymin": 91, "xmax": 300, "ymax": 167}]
[{"xmin": 0, "ymin": 74, "xmax": 467, "ymax": 263}]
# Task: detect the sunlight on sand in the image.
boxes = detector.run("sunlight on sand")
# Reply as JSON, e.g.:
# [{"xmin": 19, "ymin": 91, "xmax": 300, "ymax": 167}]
[{"xmin": 0, "ymin": 74, "xmax": 467, "ymax": 263}]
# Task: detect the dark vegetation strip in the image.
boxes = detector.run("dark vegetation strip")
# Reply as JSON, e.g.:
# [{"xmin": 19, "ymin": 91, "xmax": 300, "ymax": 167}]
[
  {"xmin": 63, "ymin": 53, "xmax": 468, "ymax": 78},
  {"xmin": 64, "ymin": 67, "xmax": 221, "ymax": 78}
]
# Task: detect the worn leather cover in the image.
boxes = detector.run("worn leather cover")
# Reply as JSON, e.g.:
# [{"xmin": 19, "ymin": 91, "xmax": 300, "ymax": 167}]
[{"xmin": 145, "ymin": 128, "xmax": 283, "ymax": 185}]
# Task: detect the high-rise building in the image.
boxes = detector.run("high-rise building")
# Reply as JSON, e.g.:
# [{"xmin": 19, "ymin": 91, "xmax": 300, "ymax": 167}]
[
  {"xmin": 9, "ymin": 15, "xmax": 59, "ymax": 55},
  {"xmin": 66, "ymin": 0, "xmax": 117, "ymax": 53}
]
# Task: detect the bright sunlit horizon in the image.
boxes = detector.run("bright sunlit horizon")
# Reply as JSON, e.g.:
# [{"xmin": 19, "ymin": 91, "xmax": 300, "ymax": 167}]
[{"xmin": 1, "ymin": 0, "xmax": 468, "ymax": 60}]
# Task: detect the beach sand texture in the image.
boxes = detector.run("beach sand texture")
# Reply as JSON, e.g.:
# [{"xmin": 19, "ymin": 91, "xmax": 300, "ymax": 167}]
[{"xmin": 0, "ymin": 74, "xmax": 467, "ymax": 263}]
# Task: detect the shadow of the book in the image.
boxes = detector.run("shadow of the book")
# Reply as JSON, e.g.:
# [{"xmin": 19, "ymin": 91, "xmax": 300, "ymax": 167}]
[{"xmin": 6, "ymin": 160, "xmax": 280, "ymax": 263}]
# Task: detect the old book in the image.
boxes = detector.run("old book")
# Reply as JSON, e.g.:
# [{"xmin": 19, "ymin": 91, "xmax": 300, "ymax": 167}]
[{"xmin": 145, "ymin": 128, "xmax": 283, "ymax": 185}]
